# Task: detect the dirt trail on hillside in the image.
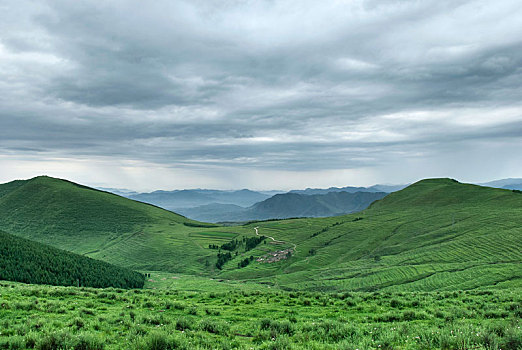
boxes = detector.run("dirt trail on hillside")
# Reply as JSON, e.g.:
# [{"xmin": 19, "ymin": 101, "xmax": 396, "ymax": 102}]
[{"xmin": 254, "ymin": 227, "xmax": 297, "ymax": 252}]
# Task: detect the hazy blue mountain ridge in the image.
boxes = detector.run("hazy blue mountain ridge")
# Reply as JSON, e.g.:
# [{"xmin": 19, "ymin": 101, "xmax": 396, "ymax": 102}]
[
  {"xmin": 177, "ymin": 191, "xmax": 388, "ymax": 222},
  {"xmin": 128, "ymin": 189, "xmax": 270, "ymax": 210},
  {"xmin": 479, "ymin": 178, "xmax": 522, "ymax": 188},
  {"xmin": 98, "ymin": 178, "xmax": 520, "ymax": 223}
]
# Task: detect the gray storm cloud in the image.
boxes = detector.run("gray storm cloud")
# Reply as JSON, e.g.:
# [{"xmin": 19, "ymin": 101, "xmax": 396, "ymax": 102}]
[{"xmin": 0, "ymin": 0, "xmax": 521, "ymax": 189}]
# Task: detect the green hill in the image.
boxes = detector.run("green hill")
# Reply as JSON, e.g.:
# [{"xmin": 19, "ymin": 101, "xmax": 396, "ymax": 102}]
[
  {"xmin": 0, "ymin": 230, "xmax": 144, "ymax": 288},
  {"xmin": 0, "ymin": 176, "xmax": 226, "ymax": 274},
  {"xmin": 212, "ymin": 179, "xmax": 522, "ymax": 291}
]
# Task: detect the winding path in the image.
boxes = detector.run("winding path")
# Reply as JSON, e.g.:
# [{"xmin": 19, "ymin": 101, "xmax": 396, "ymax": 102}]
[{"xmin": 254, "ymin": 226, "xmax": 297, "ymax": 252}]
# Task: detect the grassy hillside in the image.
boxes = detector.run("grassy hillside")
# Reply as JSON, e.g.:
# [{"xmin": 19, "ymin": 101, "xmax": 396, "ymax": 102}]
[
  {"xmin": 0, "ymin": 230, "xmax": 144, "ymax": 288},
  {"xmin": 0, "ymin": 176, "xmax": 237, "ymax": 274},
  {"xmin": 0, "ymin": 176, "xmax": 520, "ymax": 292},
  {"xmin": 212, "ymin": 179, "xmax": 522, "ymax": 291}
]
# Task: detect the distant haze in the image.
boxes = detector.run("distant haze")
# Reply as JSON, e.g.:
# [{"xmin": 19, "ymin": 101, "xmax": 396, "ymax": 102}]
[{"xmin": 0, "ymin": 1, "xmax": 521, "ymax": 191}]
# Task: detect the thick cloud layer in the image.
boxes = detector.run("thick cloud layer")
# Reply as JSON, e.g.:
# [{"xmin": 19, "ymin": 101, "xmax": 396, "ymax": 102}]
[{"xmin": 1, "ymin": 0, "xmax": 521, "ymax": 190}]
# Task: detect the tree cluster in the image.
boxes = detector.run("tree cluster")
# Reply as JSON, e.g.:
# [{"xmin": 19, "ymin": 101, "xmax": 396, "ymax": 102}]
[
  {"xmin": 220, "ymin": 239, "xmax": 239, "ymax": 251},
  {"xmin": 0, "ymin": 230, "xmax": 144, "ymax": 289},
  {"xmin": 311, "ymin": 221, "xmax": 344, "ymax": 238},
  {"xmin": 237, "ymin": 256, "xmax": 254, "ymax": 268},
  {"xmin": 244, "ymin": 236, "xmax": 266, "ymax": 251},
  {"xmin": 215, "ymin": 252, "xmax": 232, "ymax": 270},
  {"xmin": 213, "ymin": 235, "xmax": 267, "ymax": 270}
]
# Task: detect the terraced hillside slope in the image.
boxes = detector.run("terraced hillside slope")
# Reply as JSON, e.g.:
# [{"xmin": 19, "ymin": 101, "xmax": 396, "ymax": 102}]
[
  {"xmin": 0, "ymin": 176, "xmax": 230, "ymax": 274},
  {"xmin": 0, "ymin": 230, "xmax": 144, "ymax": 288},
  {"xmin": 213, "ymin": 179, "xmax": 522, "ymax": 291}
]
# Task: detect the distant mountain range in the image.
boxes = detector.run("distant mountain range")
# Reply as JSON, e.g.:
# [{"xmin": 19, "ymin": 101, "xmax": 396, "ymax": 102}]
[
  {"xmin": 107, "ymin": 184, "xmax": 402, "ymax": 208},
  {"xmin": 289, "ymin": 184, "xmax": 407, "ymax": 195},
  {"xmin": 479, "ymin": 178, "xmax": 522, "ymax": 191},
  {"xmin": 177, "ymin": 191, "xmax": 388, "ymax": 223},
  {"xmin": 97, "ymin": 187, "xmax": 139, "ymax": 197},
  {"xmin": 128, "ymin": 189, "xmax": 270, "ymax": 210},
  {"xmin": 117, "ymin": 185, "xmax": 394, "ymax": 222},
  {"xmin": 97, "ymin": 178, "xmax": 521, "ymax": 222}
]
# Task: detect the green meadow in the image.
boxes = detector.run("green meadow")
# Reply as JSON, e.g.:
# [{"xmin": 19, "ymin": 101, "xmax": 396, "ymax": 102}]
[{"xmin": 0, "ymin": 281, "xmax": 520, "ymax": 350}]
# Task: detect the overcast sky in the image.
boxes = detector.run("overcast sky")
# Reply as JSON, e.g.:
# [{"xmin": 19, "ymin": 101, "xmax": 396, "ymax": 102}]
[{"xmin": 1, "ymin": 0, "xmax": 521, "ymax": 191}]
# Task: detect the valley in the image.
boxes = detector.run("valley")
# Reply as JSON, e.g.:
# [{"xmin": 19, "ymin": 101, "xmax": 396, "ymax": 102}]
[{"xmin": 0, "ymin": 176, "xmax": 520, "ymax": 292}]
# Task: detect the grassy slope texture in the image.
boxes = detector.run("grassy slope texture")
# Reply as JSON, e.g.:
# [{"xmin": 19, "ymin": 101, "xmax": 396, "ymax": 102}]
[
  {"xmin": 216, "ymin": 179, "xmax": 522, "ymax": 292},
  {"xmin": 0, "ymin": 282, "xmax": 520, "ymax": 349},
  {"xmin": 0, "ymin": 176, "xmax": 220, "ymax": 274},
  {"xmin": 0, "ymin": 230, "xmax": 144, "ymax": 288},
  {"xmin": 1, "ymin": 176, "xmax": 520, "ymax": 292}
]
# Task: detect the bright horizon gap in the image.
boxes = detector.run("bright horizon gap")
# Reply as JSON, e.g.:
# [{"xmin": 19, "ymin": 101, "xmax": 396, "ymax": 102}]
[{"xmin": 0, "ymin": 165, "xmax": 519, "ymax": 193}]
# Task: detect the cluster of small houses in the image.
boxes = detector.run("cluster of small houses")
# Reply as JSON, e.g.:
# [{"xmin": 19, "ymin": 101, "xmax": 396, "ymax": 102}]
[{"xmin": 256, "ymin": 248, "xmax": 293, "ymax": 263}]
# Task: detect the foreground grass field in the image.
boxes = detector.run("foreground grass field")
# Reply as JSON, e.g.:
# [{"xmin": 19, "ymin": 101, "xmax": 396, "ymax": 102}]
[{"xmin": 0, "ymin": 282, "xmax": 520, "ymax": 350}]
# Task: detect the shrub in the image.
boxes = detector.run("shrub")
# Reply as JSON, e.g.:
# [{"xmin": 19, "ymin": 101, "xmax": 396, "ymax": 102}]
[
  {"xmin": 36, "ymin": 332, "xmax": 72, "ymax": 350},
  {"xmin": 205, "ymin": 308, "xmax": 221, "ymax": 316},
  {"xmin": 260, "ymin": 318, "xmax": 272, "ymax": 330},
  {"xmin": 175, "ymin": 317, "xmax": 192, "ymax": 331},
  {"xmin": 199, "ymin": 319, "xmax": 230, "ymax": 335},
  {"xmin": 70, "ymin": 317, "xmax": 85, "ymax": 330},
  {"xmin": 374, "ymin": 312, "xmax": 401, "ymax": 322},
  {"xmin": 138, "ymin": 333, "xmax": 179, "ymax": 350},
  {"xmin": 261, "ymin": 335, "xmax": 291, "ymax": 350},
  {"xmin": 74, "ymin": 333, "xmax": 104, "ymax": 350},
  {"xmin": 24, "ymin": 333, "xmax": 38, "ymax": 349},
  {"xmin": 479, "ymin": 330, "xmax": 499, "ymax": 350},
  {"xmin": 316, "ymin": 320, "xmax": 352, "ymax": 342},
  {"xmin": 402, "ymin": 310, "xmax": 428, "ymax": 321},
  {"xmin": 484, "ymin": 310, "xmax": 509, "ymax": 319},
  {"xmin": 141, "ymin": 314, "xmax": 166, "ymax": 326},
  {"xmin": 171, "ymin": 302, "xmax": 185, "ymax": 311},
  {"xmin": 498, "ymin": 327, "xmax": 522, "ymax": 350},
  {"xmin": 80, "ymin": 308, "xmax": 95, "ymax": 316},
  {"xmin": 345, "ymin": 299, "xmax": 357, "ymax": 307},
  {"xmin": 259, "ymin": 319, "xmax": 294, "ymax": 336},
  {"xmin": 0, "ymin": 336, "xmax": 24, "ymax": 350},
  {"xmin": 14, "ymin": 301, "xmax": 37, "ymax": 311},
  {"xmin": 390, "ymin": 299, "xmax": 402, "ymax": 308}
]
